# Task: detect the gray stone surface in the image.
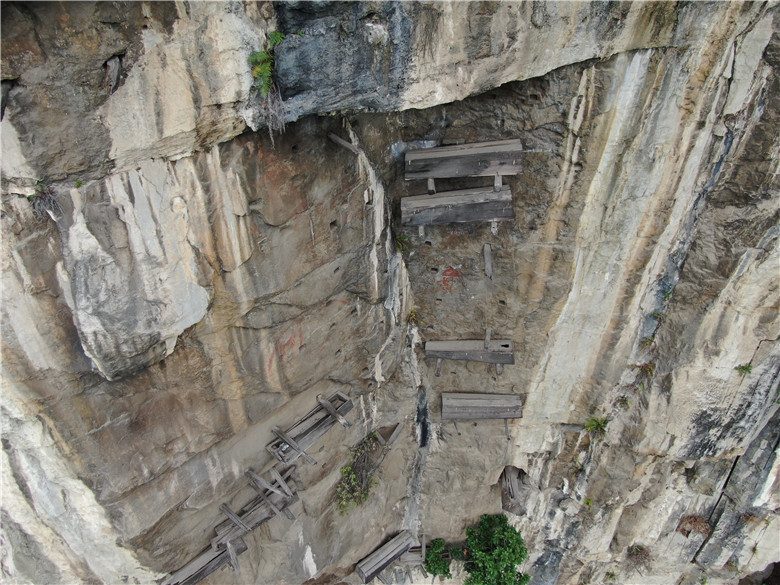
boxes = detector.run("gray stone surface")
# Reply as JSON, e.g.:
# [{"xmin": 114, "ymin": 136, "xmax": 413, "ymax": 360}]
[{"xmin": 1, "ymin": 2, "xmax": 778, "ymax": 585}]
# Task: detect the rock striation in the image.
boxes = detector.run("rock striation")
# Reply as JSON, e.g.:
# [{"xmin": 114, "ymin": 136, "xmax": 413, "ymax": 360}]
[{"xmin": 1, "ymin": 2, "xmax": 778, "ymax": 585}]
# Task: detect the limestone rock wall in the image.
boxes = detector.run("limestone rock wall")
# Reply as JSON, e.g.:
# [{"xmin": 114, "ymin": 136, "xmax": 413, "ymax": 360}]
[{"xmin": 1, "ymin": 2, "xmax": 778, "ymax": 585}]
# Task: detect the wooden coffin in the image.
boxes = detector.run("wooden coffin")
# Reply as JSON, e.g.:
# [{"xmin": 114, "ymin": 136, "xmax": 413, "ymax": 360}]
[
  {"xmin": 401, "ymin": 185, "xmax": 514, "ymax": 226},
  {"xmin": 266, "ymin": 392, "xmax": 353, "ymax": 464},
  {"xmin": 356, "ymin": 530, "xmax": 415, "ymax": 583},
  {"xmin": 405, "ymin": 139, "xmax": 523, "ymax": 179},
  {"xmin": 161, "ymin": 538, "xmax": 247, "ymax": 585},
  {"xmin": 425, "ymin": 339, "xmax": 514, "ymax": 365},
  {"xmin": 441, "ymin": 392, "xmax": 524, "ymax": 420}
]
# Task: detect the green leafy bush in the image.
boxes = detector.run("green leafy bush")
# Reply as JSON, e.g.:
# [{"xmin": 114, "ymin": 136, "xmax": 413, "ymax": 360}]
[
  {"xmin": 734, "ymin": 363, "xmax": 752, "ymax": 377},
  {"xmin": 249, "ymin": 31, "xmax": 286, "ymax": 97},
  {"xmin": 585, "ymin": 417, "xmax": 608, "ymax": 436},
  {"xmin": 424, "ymin": 538, "xmax": 452, "ymax": 579},
  {"xmin": 465, "ymin": 515, "xmax": 530, "ymax": 585},
  {"xmin": 335, "ymin": 433, "xmax": 380, "ymax": 513}
]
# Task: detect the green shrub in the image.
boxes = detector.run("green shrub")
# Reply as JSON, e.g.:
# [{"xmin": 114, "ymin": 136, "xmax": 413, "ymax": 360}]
[
  {"xmin": 396, "ymin": 234, "xmax": 411, "ymax": 253},
  {"xmin": 585, "ymin": 417, "xmax": 608, "ymax": 436},
  {"xmin": 335, "ymin": 433, "xmax": 380, "ymax": 513},
  {"xmin": 424, "ymin": 538, "xmax": 452, "ymax": 579},
  {"xmin": 734, "ymin": 363, "xmax": 752, "ymax": 377},
  {"xmin": 465, "ymin": 515, "xmax": 530, "ymax": 585},
  {"xmin": 249, "ymin": 31, "xmax": 286, "ymax": 98}
]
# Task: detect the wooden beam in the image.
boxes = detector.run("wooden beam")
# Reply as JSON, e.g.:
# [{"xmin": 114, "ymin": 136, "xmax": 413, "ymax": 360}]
[
  {"xmin": 257, "ymin": 483, "xmax": 294, "ymax": 521},
  {"xmin": 405, "ymin": 139, "xmax": 523, "ymax": 179},
  {"xmin": 267, "ymin": 392, "xmax": 353, "ymax": 464},
  {"xmin": 226, "ymin": 540, "xmax": 239, "ymax": 573},
  {"xmin": 401, "ymin": 185, "xmax": 514, "ymax": 227},
  {"xmin": 270, "ymin": 467, "xmax": 295, "ymax": 497},
  {"xmin": 484, "ymin": 244, "xmax": 493, "ymax": 280},
  {"xmin": 273, "ymin": 427, "xmax": 317, "ymax": 465},
  {"xmin": 327, "ymin": 132, "xmax": 359, "ymax": 154},
  {"xmin": 219, "ymin": 504, "xmax": 251, "ymax": 533},
  {"xmin": 246, "ymin": 470, "xmax": 286, "ymax": 498},
  {"xmin": 387, "ymin": 423, "xmax": 404, "ymax": 446},
  {"xmin": 317, "ymin": 394, "xmax": 352, "ymax": 428},
  {"xmin": 425, "ymin": 339, "xmax": 514, "ymax": 365},
  {"xmin": 161, "ymin": 538, "xmax": 248, "ymax": 585}
]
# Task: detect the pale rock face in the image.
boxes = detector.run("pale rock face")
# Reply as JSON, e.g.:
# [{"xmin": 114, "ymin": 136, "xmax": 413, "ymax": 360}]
[{"xmin": 1, "ymin": 2, "xmax": 779, "ymax": 585}]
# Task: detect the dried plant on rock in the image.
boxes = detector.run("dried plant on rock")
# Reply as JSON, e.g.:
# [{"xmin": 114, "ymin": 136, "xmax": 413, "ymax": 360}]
[{"xmin": 335, "ymin": 432, "xmax": 381, "ymax": 513}]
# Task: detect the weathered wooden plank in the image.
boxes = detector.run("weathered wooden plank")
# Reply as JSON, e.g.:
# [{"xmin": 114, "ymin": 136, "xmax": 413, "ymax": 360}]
[
  {"xmin": 246, "ymin": 470, "xmax": 285, "ymax": 498},
  {"xmin": 401, "ymin": 185, "xmax": 514, "ymax": 227},
  {"xmin": 219, "ymin": 504, "xmax": 251, "ymax": 533},
  {"xmin": 267, "ymin": 392, "xmax": 353, "ymax": 464},
  {"xmin": 226, "ymin": 540, "xmax": 239, "ymax": 572},
  {"xmin": 441, "ymin": 393, "xmax": 523, "ymax": 420},
  {"xmin": 212, "ymin": 467, "xmax": 298, "ymax": 548},
  {"xmin": 270, "ymin": 467, "xmax": 294, "ymax": 497},
  {"xmin": 212, "ymin": 492, "xmax": 299, "ymax": 549},
  {"xmin": 425, "ymin": 340, "xmax": 514, "ymax": 364},
  {"xmin": 356, "ymin": 531, "xmax": 415, "ymax": 583},
  {"xmin": 162, "ymin": 538, "xmax": 248, "ymax": 585},
  {"xmin": 328, "ymin": 132, "xmax": 359, "ymax": 154},
  {"xmin": 317, "ymin": 394, "xmax": 351, "ymax": 428},
  {"xmin": 502, "ymin": 467, "xmax": 522, "ymax": 501},
  {"xmin": 405, "ymin": 140, "xmax": 523, "ymax": 179}
]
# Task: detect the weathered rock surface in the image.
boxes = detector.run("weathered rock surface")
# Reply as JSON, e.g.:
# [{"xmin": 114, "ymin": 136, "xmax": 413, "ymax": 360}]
[{"xmin": 1, "ymin": 2, "xmax": 778, "ymax": 585}]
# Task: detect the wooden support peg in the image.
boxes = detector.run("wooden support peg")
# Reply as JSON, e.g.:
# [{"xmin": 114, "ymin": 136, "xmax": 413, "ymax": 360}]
[
  {"xmin": 377, "ymin": 571, "xmax": 391, "ymax": 585},
  {"xmin": 435, "ymin": 358, "xmax": 442, "ymax": 377},
  {"xmin": 427, "ymin": 178, "xmax": 436, "ymax": 194},
  {"xmin": 453, "ymin": 420, "xmax": 462, "ymax": 435},
  {"xmin": 327, "ymin": 132, "xmax": 359, "ymax": 154},
  {"xmin": 496, "ymin": 363, "xmax": 504, "ymax": 376},
  {"xmin": 491, "ymin": 220, "xmax": 499, "ymax": 236},
  {"xmin": 226, "ymin": 540, "xmax": 240, "ymax": 572},
  {"xmin": 418, "ymin": 225, "xmax": 426, "ymax": 238},
  {"xmin": 505, "ymin": 418, "xmax": 511, "ymax": 441},
  {"xmin": 483, "ymin": 243, "xmax": 493, "ymax": 280},
  {"xmin": 494, "ymin": 173, "xmax": 502, "ymax": 192},
  {"xmin": 317, "ymin": 394, "xmax": 351, "ymax": 428},
  {"xmin": 484, "ymin": 328, "xmax": 492, "ymax": 350}
]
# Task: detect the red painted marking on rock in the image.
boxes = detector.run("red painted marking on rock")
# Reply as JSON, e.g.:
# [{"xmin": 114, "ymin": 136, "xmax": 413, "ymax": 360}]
[{"xmin": 437, "ymin": 266, "xmax": 462, "ymax": 291}]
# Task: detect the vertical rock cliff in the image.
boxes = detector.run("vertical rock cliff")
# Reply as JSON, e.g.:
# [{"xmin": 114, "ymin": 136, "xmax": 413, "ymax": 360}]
[{"xmin": 1, "ymin": 2, "xmax": 778, "ymax": 585}]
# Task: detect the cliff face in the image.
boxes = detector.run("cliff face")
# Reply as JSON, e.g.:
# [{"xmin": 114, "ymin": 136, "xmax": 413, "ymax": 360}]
[{"xmin": 1, "ymin": 2, "xmax": 778, "ymax": 585}]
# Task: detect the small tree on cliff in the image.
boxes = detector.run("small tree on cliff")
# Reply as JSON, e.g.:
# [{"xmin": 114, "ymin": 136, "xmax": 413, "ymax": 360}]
[{"xmin": 465, "ymin": 514, "xmax": 530, "ymax": 585}]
